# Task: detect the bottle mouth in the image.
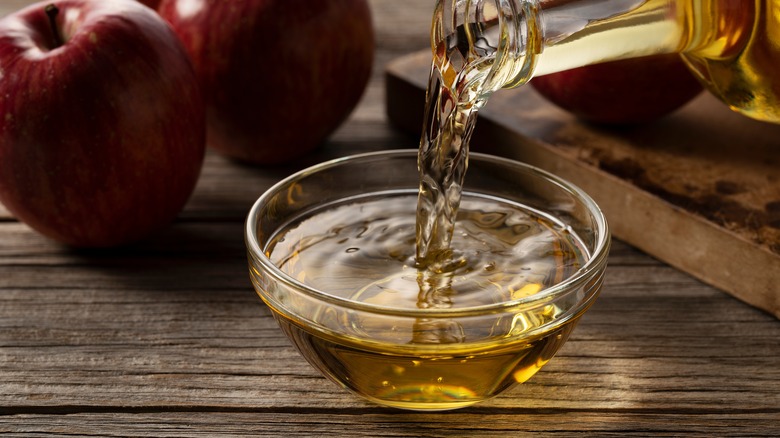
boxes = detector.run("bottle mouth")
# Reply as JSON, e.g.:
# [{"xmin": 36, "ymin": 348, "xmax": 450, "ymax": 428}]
[
  {"xmin": 426, "ymin": 0, "xmax": 543, "ymax": 106},
  {"xmin": 245, "ymin": 150, "xmax": 610, "ymax": 320}
]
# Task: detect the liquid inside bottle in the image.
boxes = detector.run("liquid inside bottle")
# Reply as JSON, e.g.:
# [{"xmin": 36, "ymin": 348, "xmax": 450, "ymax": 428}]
[{"xmin": 439, "ymin": 0, "xmax": 780, "ymax": 123}]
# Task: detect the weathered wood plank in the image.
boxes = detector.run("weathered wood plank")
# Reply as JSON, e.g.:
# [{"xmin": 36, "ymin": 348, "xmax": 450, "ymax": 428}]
[{"xmin": 0, "ymin": 411, "xmax": 779, "ymax": 437}]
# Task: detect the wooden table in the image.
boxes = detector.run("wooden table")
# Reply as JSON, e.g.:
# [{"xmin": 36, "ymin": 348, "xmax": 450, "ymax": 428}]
[{"xmin": 1, "ymin": 1, "xmax": 778, "ymax": 435}]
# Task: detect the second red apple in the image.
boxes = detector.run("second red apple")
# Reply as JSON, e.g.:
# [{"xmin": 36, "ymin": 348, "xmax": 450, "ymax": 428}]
[
  {"xmin": 530, "ymin": 53, "xmax": 704, "ymax": 125},
  {"xmin": 158, "ymin": 0, "xmax": 375, "ymax": 165}
]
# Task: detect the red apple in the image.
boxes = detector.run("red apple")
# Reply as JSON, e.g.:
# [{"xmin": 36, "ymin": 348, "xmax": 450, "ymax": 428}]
[
  {"xmin": 157, "ymin": 0, "xmax": 374, "ymax": 165},
  {"xmin": 0, "ymin": 0, "xmax": 205, "ymax": 247},
  {"xmin": 137, "ymin": 0, "xmax": 162, "ymax": 9},
  {"xmin": 530, "ymin": 53, "xmax": 704, "ymax": 124}
]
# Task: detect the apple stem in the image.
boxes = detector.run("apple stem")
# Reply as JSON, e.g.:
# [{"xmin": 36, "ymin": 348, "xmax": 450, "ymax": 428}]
[{"xmin": 45, "ymin": 4, "xmax": 63, "ymax": 48}]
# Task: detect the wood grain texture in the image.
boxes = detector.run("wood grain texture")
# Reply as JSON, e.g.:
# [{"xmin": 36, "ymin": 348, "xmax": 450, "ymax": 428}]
[
  {"xmin": 1, "ymin": 412, "xmax": 779, "ymax": 437},
  {"xmin": 1, "ymin": 0, "xmax": 779, "ymax": 436}
]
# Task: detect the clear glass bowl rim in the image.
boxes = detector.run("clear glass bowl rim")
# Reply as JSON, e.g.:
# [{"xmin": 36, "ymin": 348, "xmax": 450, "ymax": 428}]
[{"xmin": 245, "ymin": 149, "xmax": 610, "ymax": 318}]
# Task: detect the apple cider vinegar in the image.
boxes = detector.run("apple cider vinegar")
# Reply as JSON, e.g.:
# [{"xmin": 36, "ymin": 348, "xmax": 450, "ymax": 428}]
[
  {"xmin": 677, "ymin": 0, "xmax": 780, "ymax": 123},
  {"xmin": 264, "ymin": 192, "xmax": 589, "ymax": 409}
]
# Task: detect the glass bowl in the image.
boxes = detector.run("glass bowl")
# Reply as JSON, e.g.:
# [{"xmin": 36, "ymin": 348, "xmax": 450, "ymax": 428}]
[{"xmin": 246, "ymin": 149, "xmax": 610, "ymax": 411}]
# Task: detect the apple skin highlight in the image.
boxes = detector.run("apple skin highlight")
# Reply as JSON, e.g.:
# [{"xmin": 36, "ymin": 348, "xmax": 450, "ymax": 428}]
[{"xmin": 0, "ymin": 0, "xmax": 205, "ymax": 247}]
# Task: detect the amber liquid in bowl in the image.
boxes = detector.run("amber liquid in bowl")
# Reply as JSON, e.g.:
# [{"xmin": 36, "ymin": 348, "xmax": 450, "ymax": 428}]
[{"xmin": 260, "ymin": 191, "xmax": 598, "ymax": 410}]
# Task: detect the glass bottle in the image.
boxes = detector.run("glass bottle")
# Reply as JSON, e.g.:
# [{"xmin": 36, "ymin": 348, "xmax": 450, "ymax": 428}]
[{"xmin": 435, "ymin": 0, "xmax": 779, "ymax": 123}]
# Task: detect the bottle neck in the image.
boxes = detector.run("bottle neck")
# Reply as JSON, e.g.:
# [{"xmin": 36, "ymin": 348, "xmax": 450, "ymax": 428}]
[{"xmin": 429, "ymin": 0, "xmax": 543, "ymax": 102}]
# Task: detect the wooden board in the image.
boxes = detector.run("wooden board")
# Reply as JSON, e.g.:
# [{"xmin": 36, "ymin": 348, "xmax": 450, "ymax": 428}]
[{"xmin": 386, "ymin": 51, "xmax": 780, "ymax": 319}]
